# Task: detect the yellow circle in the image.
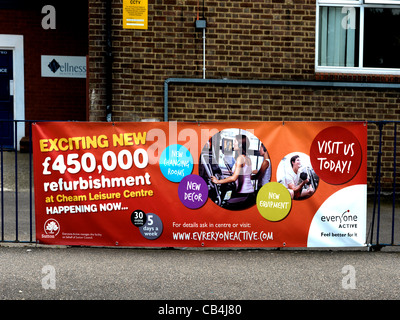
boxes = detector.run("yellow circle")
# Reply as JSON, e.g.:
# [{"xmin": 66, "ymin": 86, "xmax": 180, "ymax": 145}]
[{"xmin": 256, "ymin": 182, "xmax": 292, "ymax": 222}]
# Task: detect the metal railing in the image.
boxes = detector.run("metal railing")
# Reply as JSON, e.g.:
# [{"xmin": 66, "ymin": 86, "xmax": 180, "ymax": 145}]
[
  {"xmin": 0, "ymin": 120, "xmax": 34, "ymax": 243},
  {"xmin": 368, "ymin": 121, "xmax": 399, "ymax": 251}
]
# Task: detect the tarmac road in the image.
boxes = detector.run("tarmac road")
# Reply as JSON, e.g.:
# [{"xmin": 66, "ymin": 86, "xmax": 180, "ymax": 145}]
[{"xmin": 0, "ymin": 245, "xmax": 399, "ymax": 301}]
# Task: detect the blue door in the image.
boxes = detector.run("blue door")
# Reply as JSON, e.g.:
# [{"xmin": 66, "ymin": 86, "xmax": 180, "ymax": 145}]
[{"xmin": 0, "ymin": 50, "xmax": 13, "ymax": 148}]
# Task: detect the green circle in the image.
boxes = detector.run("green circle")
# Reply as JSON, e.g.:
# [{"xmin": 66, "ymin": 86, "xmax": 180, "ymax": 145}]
[{"xmin": 256, "ymin": 182, "xmax": 292, "ymax": 222}]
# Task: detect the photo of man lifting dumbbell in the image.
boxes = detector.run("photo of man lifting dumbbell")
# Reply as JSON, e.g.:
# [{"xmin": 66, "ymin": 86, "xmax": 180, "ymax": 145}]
[{"xmin": 277, "ymin": 152, "xmax": 319, "ymax": 200}]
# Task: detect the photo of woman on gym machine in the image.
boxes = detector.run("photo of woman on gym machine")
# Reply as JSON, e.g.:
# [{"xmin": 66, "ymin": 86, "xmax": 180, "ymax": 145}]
[{"xmin": 199, "ymin": 129, "xmax": 269, "ymax": 211}]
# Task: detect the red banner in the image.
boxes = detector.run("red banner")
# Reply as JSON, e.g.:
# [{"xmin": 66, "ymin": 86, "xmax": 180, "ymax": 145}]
[{"xmin": 33, "ymin": 121, "xmax": 367, "ymax": 247}]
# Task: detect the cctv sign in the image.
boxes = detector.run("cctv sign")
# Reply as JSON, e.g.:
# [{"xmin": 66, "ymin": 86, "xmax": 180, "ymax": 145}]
[{"xmin": 123, "ymin": 0, "xmax": 148, "ymax": 29}]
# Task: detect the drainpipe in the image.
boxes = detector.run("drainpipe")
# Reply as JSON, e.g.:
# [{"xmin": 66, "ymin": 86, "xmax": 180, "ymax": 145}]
[
  {"xmin": 105, "ymin": 0, "xmax": 112, "ymax": 122},
  {"xmin": 163, "ymin": 78, "xmax": 400, "ymax": 122},
  {"xmin": 202, "ymin": 27, "xmax": 206, "ymax": 79},
  {"xmin": 195, "ymin": 0, "xmax": 207, "ymax": 79}
]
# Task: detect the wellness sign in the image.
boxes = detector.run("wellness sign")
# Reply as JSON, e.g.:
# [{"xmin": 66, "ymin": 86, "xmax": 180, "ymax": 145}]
[{"xmin": 33, "ymin": 121, "xmax": 367, "ymax": 248}]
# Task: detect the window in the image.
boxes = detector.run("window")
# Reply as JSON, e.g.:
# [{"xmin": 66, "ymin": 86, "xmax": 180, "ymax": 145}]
[{"xmin": 316, "ymin": 0, "xmax": 400, "ymax": 74}]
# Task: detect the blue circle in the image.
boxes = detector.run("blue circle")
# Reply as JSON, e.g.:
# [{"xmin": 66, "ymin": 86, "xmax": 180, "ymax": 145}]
[{"xmin": 159, "ymin": 144, "xmax": 193, "ymax": 182}]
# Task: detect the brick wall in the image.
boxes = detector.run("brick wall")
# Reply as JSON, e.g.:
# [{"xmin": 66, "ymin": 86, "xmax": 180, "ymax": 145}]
[{"xmin": 88, "ymin": 0, "xmax": 400, "ymax": 191}]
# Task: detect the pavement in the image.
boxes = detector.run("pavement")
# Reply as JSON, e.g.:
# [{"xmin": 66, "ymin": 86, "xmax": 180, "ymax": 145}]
[
  {"xmin": 0, "ymin": 151, "xmax": 399, "ymax": 306},
  {"xmin": 0, "ymin": 245, "xmax": 399, "ymax": 301}
]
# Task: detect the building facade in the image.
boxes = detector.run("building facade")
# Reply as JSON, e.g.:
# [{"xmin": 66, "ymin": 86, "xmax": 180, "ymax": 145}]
[
  {"xmin": 0, "ymin": 0, "xmax": 88, "ymax": 149},
  {"xmin": 88, "ymin": 0, "xmax": 400, "ymax": 190},
  {"xmin": 1, "ymin": 1, "xmax": 398, "ymax": 189},
  {"xmin": 0, "ymin": 0, "xmax": 88, "ymax": 147}
]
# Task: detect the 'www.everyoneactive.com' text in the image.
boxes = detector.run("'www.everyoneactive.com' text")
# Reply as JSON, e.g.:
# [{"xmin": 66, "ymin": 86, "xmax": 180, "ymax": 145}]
[{"xmin": 172, "ymin": 231, "xmax": 273, "ymax": 242}]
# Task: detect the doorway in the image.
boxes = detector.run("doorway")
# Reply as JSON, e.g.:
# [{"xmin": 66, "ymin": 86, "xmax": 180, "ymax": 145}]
[
  {"xmin": 0, "ymin": 35, "xmax": 25, "ymax": 150},
  {"xmin": 0, "ymin": 49, "xmax": 13, "ymax": 148}
]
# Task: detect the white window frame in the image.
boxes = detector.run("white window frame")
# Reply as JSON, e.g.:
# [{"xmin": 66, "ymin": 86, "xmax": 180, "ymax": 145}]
[
  {"xmin": 315, "ymin": 1, "xmax": 400, "ymax": 75},
  {"xmin": 364, "ymin": 0, "xmax": 400, "ymax": 4}
]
